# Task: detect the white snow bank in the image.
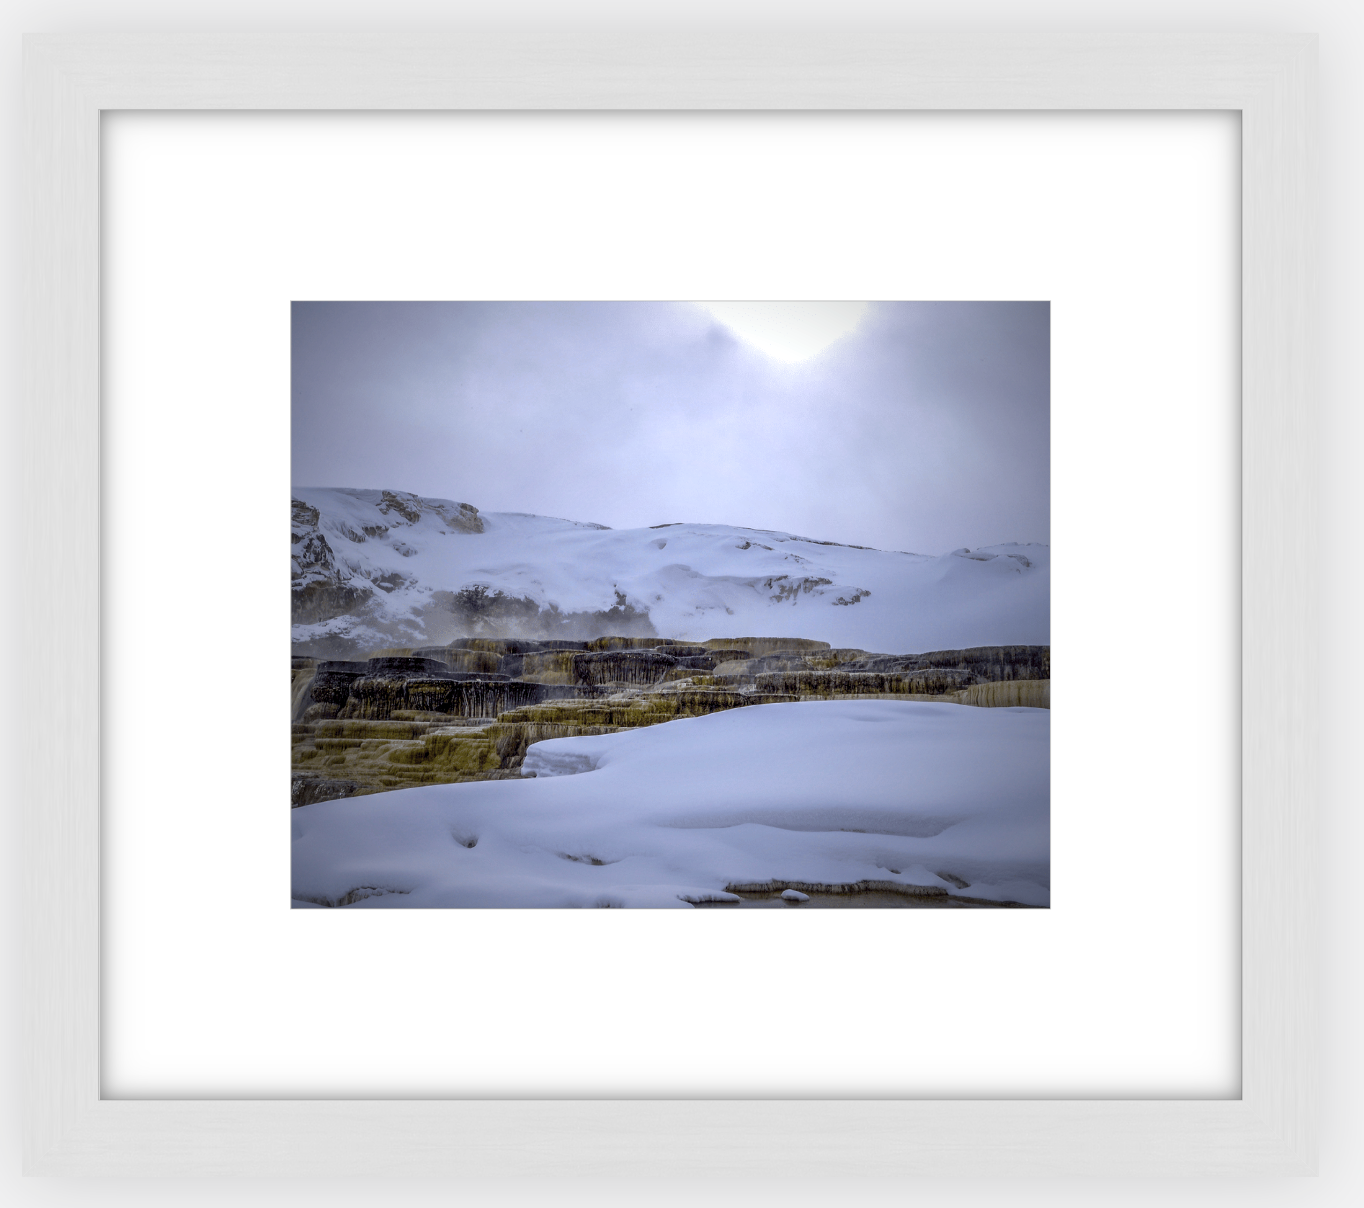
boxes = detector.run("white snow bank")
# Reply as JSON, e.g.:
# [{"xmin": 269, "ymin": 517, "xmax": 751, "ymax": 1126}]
[{"xmin": 291, "ymin": 700, "xmax": 1049, "ymax": 909}]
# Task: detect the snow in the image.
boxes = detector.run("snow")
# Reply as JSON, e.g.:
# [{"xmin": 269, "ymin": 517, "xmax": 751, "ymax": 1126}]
[
  {"xmin": 291, "ymin": 699, "xmax": 1050, "ymax": 909},
  {"xmin": 291, "ymin": 486, "xmax": 1049, "ymax": 654}
]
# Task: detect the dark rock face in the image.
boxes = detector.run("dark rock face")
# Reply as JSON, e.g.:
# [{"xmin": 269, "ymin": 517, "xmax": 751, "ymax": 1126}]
[
  {"xmin": 746, "ymin": 653, "xmax": 822, "ymax": 673},
  {"xmin": 701, "ymin": 637, "xmax": 832, "ymax": 656},
  {"xmin": 754, "ymin": 668, "xmax": 975, "ymax": 696},
  {"xmin": 378, "ymin": 490, "xmax": 423, "ymax": 524},
  {"xmin": 519, "ymin": 651, "xmax": 582, "ymax": 680},
  {"xmin": 407, "ymin": 646, "xmax": 509, "ymax": 674},
  {"xmin": 309, "ymin": 665, "xmax": 369, "ymax": 708},
  {"xmin": 916, "ymin": 645, "xmax": 1050, "ymax": 680},
  {"xmin": 843, "ymin": 645, "xmax": 1049, "ymax": 681},
  {"xmin": 289, "ymin": 496, "xmax": 371, "ymax": 624},
  {"xmin": 405, "ymin": 642, "xmax": 594, "ymax": 677},
  {"xmin": 291, "ymin": 774, "xmax": 364, "ymax": 808},
  {"xmin": 461, "ymin": 640, "xmax": 591, "ymax": 675},
  {"xmin": 342, "ymin": 675, "xmax": 544, "ymax": 720},
  {"xmin": 533, "ymin": 683, "xmax": 609, "ymax": 701},
  {"xmin": 460, "ymin": 638, "xmax": 588, "ymax": 654},
  {"xmin": 376, "ymin": 488, "xmax": 484, "ymax": 534},
  {"xmin": 705, "ymin": 648, "xmax": 752, "ymax": 663},
  {"xmin": 745, "ymin": 645, "xmax": 1050, "ymax": 697},
  {"xmin": 668, "ymin": 690, "xmax": 798, "ymax": 711},
  {"xmin": 585, "ymin": 635, "xmax": 677, "ymax": 651},
  {"xmin": 427, "ymin": 671, "xmax": 512, "ymax": 682},
  {"xmin": 762, "ymin": 574, "xmax": 835, "ymax": 603},
  {"xmin": 447, "ymin": 649, "xmax": 505, "ymax": 675},
  {"xmin": 572, "ymin": 650, "xmax": 678, "ymax": 686},
  {"xmin": 292, "ymin": 490, "xmax": 482, "ymax": 630},
  {"xmin": 805, "ymin": 648, "xmax": 879, "ymax": 669},
  {"xmin": 410, "ymin": 646, "xmax": 455, "ymax": 662},
  {"xmin": 366, "ymin": 656, "xmax": 454, "ymax": 676},
  {"xmin": 669, "ymin": 655, "xmax": 717, "ymax": 671},
  {"xmin": 291, "ymin": 498, "xmax": 374, "ymax": 624}
]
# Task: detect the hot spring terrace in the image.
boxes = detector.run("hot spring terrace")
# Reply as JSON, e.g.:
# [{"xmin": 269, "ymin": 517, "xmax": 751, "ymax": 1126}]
[{"xmin": 291, "ymin": 635, "xmax": 1050, "ymax": 807}]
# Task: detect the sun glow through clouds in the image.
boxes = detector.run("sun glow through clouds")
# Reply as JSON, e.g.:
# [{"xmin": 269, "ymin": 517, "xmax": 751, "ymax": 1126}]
[{"xmin": 699, "ymin": 301, "xmax": 870, "ymax": 363}]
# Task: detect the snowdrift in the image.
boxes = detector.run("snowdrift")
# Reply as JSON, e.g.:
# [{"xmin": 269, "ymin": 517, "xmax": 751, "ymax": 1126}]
[{"xmin": 291, "ymin": 699, "xmax": 1050, "ymax": 909}]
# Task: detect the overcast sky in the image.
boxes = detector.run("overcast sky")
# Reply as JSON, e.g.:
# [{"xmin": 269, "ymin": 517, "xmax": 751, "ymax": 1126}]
[{"xmin": 292, "ymin": 300, "xmax": 1048, "ymax": 554}]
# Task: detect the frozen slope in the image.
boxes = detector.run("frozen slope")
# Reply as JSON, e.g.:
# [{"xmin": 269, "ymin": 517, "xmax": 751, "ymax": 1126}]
[
  {"xmin": 291, "ymin": 699, "xmax": 1050, "ymax": 909},
  {"xmin": 292, "ymin": 487, "xmax": 1049, "ymax": 654}
]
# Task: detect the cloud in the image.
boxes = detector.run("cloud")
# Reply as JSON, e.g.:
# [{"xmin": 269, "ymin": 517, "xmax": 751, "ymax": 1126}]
[{"xmin": 291, "ymin": 300, "xmax": 1048, "ymax": 553}]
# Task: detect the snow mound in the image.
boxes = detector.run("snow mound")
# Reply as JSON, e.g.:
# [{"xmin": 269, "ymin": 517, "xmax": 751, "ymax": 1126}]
[{"xmin": 291, "ymin": 700, "xmax": 1050, "ymax": 909}]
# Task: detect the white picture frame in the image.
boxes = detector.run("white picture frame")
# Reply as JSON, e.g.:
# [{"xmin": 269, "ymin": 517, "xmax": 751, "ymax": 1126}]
[{"xmin": 20, "ymin": 31, "xmax": 1316, "ymax": 1176}]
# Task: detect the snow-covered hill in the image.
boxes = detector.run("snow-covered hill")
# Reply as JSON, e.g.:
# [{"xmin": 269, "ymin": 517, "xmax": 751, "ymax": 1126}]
[{"xmin": 292, "ymin": 487, "xmax": 1049, "ymax": 657}]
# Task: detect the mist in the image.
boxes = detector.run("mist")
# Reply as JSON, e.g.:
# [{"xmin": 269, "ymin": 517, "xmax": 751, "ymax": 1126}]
[{"xmin": 292, "ymin": 300, "xmax": 1048, "ymax": 554}]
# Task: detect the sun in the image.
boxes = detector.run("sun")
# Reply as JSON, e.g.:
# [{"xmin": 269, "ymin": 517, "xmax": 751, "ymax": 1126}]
[{"xmin": 698, "ymin": 301, "xmax": 870, "ymax": 363}]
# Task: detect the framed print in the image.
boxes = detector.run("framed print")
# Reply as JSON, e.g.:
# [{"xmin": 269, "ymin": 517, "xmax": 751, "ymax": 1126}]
[
  {"xmin": 20, "ymin": 31, "xmax": 1315, "ymax": 1175},
  {"xmin": 285, "ymin": 298, "xmax": 1052, "ymax": 914}
]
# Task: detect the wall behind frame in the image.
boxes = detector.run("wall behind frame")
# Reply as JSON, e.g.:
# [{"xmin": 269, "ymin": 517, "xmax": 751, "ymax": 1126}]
[{"xmin": 3, "ymin": 0, "xmax": 1360, "ymax": 1204}]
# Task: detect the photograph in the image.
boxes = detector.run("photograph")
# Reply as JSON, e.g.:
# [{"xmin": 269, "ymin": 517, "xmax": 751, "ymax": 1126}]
[{"xmin": 289, "ymin": 300, "xmax": 1050, "ymax": 908}]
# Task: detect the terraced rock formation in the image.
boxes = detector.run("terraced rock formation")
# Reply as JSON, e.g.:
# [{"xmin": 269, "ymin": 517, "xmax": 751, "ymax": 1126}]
[{"xmin": 290, "ymin": 636, "xmax": 1050, "ymax": 804}]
